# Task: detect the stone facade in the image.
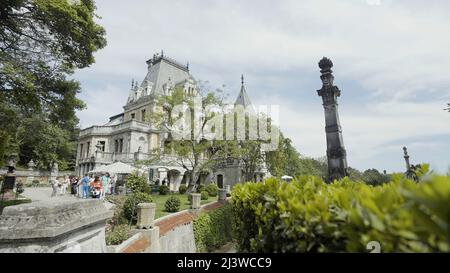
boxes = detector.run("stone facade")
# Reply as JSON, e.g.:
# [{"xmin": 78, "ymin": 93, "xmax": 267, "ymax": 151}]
[
  {"xmin": 75, "ymin": 53, "xmax": 269, "ymax": 191},
  {"xmin": 0, "ymin": 199, "xmax": 113, "ymax": 253}
]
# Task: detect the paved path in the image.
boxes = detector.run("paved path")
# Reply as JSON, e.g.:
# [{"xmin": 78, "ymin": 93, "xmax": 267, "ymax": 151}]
[{"xmin": 22, "ymin": 187, "xmax": 114, "ymax": 209}]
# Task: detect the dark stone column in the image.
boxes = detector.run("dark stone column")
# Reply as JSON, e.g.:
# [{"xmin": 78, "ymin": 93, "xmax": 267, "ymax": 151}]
[{"xmin": 317, "ymin": 57, "xmax": 348, "ymax": 181}]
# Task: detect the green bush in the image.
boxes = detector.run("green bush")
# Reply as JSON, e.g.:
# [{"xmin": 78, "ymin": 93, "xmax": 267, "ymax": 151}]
[
  {"xmin": 193, "ymin": 203, "xmax": 234, "ymax": 252},
  {"xmin": 32, "ymin": 179, "xmax": 40, "ymax": 186},
  {"xmin": 126, "ymin": 171, "xmax": 150, "ymax": 194},
  {"xmin": 159, "ymin": 185, "xmax": 170, "ymax": 195},
  {"xmin": 179, "ymin": 184, "xmax": 187, "ymax": 194},
  {"xmin": 123, "ymin": 192, "xmax": 153, "ymax": 223},
  {"xmin": 200, "ymin": 191, "xmax": 209, "ymax": 200},
  {"xmin": 106, "ymin": 224, "xmax": 131, "ymax": 245},
  {"xmin": 165, "ymin": 196, "xmax": 181, "ymax": 212},
  {"xmin": 196, "ymin": 184, "xmax": 205, "ymax": 193},
  {"xmin": 205, "ymin": 184, "xmax": 218, "ymax": 197},
  {"xmin": 232, "ymin": 175, "xmax": 450, "ymax": 253}
]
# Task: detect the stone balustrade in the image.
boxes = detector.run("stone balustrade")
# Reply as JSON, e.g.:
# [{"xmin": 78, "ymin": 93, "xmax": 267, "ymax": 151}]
[{"xmin": 0, "ymin": 199, "xmax": 113, "ymax": 253}]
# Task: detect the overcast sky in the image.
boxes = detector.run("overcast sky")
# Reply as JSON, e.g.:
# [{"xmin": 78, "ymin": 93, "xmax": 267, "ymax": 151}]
[{"xmin": 74, "ymin": 0, "xmax": 450, "ymax": 173}]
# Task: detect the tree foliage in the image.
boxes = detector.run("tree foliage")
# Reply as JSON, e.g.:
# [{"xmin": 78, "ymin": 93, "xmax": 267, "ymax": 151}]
[{"xmin": 0, "ymin": 0, "xmax": 106, "ymax": 168}]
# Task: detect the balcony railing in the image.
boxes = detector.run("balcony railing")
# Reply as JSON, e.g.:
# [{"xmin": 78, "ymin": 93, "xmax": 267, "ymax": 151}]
[{"xmin": 79, "ymin": 120, "xmax": 154, "ymax": 138}]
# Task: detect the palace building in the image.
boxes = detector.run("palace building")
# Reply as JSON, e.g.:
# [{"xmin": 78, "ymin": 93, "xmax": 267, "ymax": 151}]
[{"xmin": 75, "ymin": 52, "xmax": 269, "ymax": 191}]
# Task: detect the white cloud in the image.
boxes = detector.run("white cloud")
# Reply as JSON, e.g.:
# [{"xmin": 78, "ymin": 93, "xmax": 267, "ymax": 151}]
[{"xmin": 74, "ymin": 0, "xmax": 450, "ymax": 173}]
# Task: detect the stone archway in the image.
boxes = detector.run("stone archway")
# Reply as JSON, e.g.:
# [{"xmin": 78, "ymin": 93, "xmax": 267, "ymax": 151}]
[{"xmin": 217, "ymin": 174, "xmax": 224, "ymax": 189}]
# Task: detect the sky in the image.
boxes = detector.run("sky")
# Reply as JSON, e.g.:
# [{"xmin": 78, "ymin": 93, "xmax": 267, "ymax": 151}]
[{"xmin": 74, "ymin": 0, "xmax": 450, "ymax": 174}]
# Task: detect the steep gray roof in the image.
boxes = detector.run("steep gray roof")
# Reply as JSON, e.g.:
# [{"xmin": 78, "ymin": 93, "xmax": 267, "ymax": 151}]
[{"xmin": 234, "ymin": 75, "xmax": 253, "ymax": 108}]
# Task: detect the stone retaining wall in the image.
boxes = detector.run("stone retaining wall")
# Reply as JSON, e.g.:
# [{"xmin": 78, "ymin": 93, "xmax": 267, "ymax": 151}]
[{"xmin": 110, "ymin": 200, "xmax": 228, "ymax": 253}]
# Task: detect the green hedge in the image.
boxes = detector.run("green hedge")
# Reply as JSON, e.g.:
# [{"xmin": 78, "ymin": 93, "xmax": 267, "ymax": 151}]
[
  {"xmin": 193, "ymin": 203, "xmax": 234, "ymax": 252},
  {"xmin": 232, "ymin": 175, "xmax": 450, "ymax": 253}
]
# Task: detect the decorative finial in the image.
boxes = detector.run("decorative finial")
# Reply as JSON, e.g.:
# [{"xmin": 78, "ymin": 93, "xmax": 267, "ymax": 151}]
[
  {"xmin": 318, "ymin": 57, "xmax": 334, "ymax": 86},
  {"xmin": 131, "ymin": 78, "xmax": 134, "ymax": 88},
  {"xmin": 403, "ymin": 146, "xmax": 408, "ymax": 156},
  {"xmin": 187, "ymin": 61, "xmax": 189, "ymax": 71},
  {"xmin": 241, "ymin": 74, "xmax": 244, "ymax": 86},
  {"xmin": 161, "ymin": 50, "xmax": 164, "ymax": 57},
  {"xmin": 318, "ymin": 57, "xmax": 333, "ymax": 72}
]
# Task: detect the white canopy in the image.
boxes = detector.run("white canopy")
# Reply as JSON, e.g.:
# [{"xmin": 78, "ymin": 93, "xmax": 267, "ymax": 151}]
[
  {"xmin": 90, "ymin": 162, "xmax": 138, "ymax": 175},
  {"xmin": 281, "ymin": 175, "xmax": 293, "ymax": 180}
]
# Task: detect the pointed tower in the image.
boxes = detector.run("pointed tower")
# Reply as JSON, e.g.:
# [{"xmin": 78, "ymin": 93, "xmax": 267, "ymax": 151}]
[
  {"xmin": 317, "ymin": 57, "xmax": 348, "ymax": 181},
  {"xmin": 234, "ymin": 75, "xmax": 253, "ymax": 108}
]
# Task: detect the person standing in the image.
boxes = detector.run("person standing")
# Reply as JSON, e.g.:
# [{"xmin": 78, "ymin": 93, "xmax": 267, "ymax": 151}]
[
  {"xmin": 100, "ymin": 173, "xmax": 108, "ymax": 199},
  {"xmin": 81, "ymin": 174, "xmax": 90, "ymax": 199},
  {"xmin": 110, "ymin": 174, "xmax": 116, "ymax": 195},
  {"xmin": 50, "ymin": 179, "xmax": 58, "ymax": 197},
  {"xmin": 61, "ymin": 176, "xmax": 70, "ymax": 195}
]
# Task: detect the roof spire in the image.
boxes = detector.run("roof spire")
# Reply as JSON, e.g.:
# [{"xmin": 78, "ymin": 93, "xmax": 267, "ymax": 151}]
[
  {"xmin": 187, "ymin": 61, "xmax": 189, "ymax": 71},
  {"xmin": 161, "ymin": 50, "xmax": 164, "ymax": 57},
  {"xmin": 241, "ymin": 74, "xmax": 244, "ymax": 86}
]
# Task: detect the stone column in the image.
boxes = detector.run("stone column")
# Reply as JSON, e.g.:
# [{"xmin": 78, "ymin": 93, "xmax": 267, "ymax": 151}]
[
  {"xmin": 190, "ymin": 193, "xmax": 201, "ymax": 209},
  {"xmin": 226, "ymin": 184, "xmax": 231, "ymax": 194},
  {"xmin": 136, "ymin": 203, "xmax": 156, "ymax": 229},
  {"xmin": 317, "ymin": 57, "xmax": 348, "ymax": 182},
  {"xmin": 218, "ymin": 189, "xmax": 227, "ymax": 202},
  {"xmin": 403, "ymin": 146, "xmax": 411, "ymax": 172}
]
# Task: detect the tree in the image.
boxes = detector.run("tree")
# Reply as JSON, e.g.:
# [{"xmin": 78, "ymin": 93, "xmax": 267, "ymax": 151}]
[
  {"xmin": 266, "ymin": 134, "xmax": 327, "ymax": 178},
  {"xmin": 144, "ymin": 86, "xmax": 231, "ymax": 189},
  {"xmin": 0, "ymin": 0, "xmax": 106, "ymax": 168},
  {"xmin": 361, "ymin": 168, "xmax": 390, "ymax": 186}
]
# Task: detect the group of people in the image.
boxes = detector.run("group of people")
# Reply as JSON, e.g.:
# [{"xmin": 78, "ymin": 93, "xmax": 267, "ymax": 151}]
[
  {"xmin": 50, "ymin": 173, "xmax": 117, "ymax": 200},
  {"xmin": 78, "ymin": 173, "xmax": 116, "ymax": 199}
]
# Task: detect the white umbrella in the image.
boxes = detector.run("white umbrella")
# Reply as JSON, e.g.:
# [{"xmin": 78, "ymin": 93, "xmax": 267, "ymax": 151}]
[{"xmin": 90, "ymin": 162, "xmax": 138, "ymax": 174}]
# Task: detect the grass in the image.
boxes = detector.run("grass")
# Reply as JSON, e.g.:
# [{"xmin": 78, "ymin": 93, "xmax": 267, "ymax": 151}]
[{"xmin": 152, "ymin": 193, "xmax": 217, "ymax": 219}]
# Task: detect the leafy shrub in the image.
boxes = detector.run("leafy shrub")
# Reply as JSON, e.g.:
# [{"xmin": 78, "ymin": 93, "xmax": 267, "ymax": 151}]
[
  {"xmin": 159, "ymin": 185, "xmax": 170, "ymax": 195},
  {"xmin": 165, "ymin": 196, "xmax": 181, "ymax": 212},
  {"xmin": 15, "ymin": 182, "xmax": 24, "ymax": 195},
  {"xmin": 179, "ymin": 184, "xmax": 187, "ymax": 194},
  {"xmin": 196, "ymin": 184, "xmax": 205, "ymax": 193},
  {"xmin": 123, "ymin": 192, "xmax": 153, "ymax": 223},
  {"xmin": 205, "ymin": 184, "xmax": 218, "ymax": 197},
  {"xmin": 32, "ymin": 180, "xmax": 40, "ymax": 186},
  {"xmin": 126, "ymin": 171, "xmax": 150, "ymax": 194},
  {"xmin": 106, "ymin": 224, "xmax": 131, "ymax": 245},
  {"xmin": 200, "ymin": 191, "xmax": 209, "ymax": 200},
  {"xmin": 232, "ymin": 175, "xmax": 450, "ymax": 253},
  {"xmin": 193, "ymin": 203, "xmax": 234, "ymax": 252}
]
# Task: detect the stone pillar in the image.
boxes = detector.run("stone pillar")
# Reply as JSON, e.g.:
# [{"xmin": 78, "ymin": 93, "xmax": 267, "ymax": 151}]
[
  {"xmin": 190, "ymin": 193, "xmax": 201, "ymax": 209},
  {"xmin": 403, "ymin": 146, "xmax": 411, "ymax": 172},
  {"xmin": 226, "ymin": 184, "xmax": 231, "ymax": 194},
  {"xmin": 136, "ymin": 203, "xmax": 156, "ymax": 229},
  {"xmin": 317, "ymin": 57, "xmax": 348, "ymax": 182},
  {"xmin": 218, "ymin": 189, "xmax": 227, "ymax": 202}
]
